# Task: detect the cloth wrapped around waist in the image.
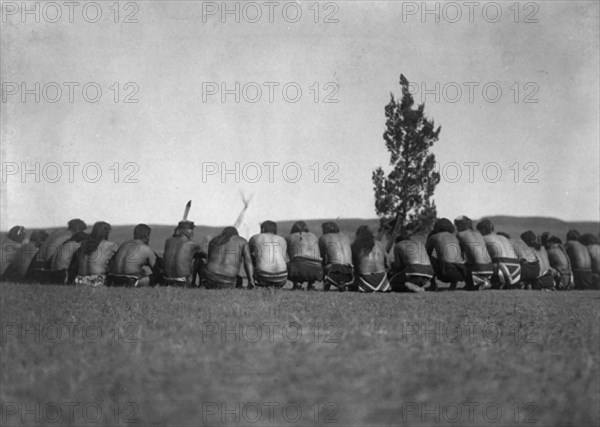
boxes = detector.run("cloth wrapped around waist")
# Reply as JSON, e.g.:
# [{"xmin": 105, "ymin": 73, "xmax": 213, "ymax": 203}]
[
  {"xmin": 203, "ymin": 268, "xmax": 238, "ymax": 289},
  {"xmin": 357, "ymin": 271, "xmax": 390, "ymax": 292},
  {"xmin": 287, "ymin": 256, "xmax": 323, "ymax": 283},
  {"xmin": 470, "ymin": 262, "xmax": 494, "ymax": 275},
  {"xmin": 107, "ymin": 273, "xmax": 142, "ymax": 287},
  {"xmin": 75, "ymin": 274, "xmax": 106, "ymax": 287},
  {"xmin": 404, "ymin": 263, "xmax": 435, "ymax": 278},
  {"xmin": 323, "ymin": 263, "xmax": 354, "ymax": 287},
  {"xmin": 491, "ymin": 257, "xmax": 521, "ymax": 286},
  {"xmin": 254, "ymin": 269, "xmax": 288, "ymax": 287},
  {"xmin": 164, "ymin": 276, "xmax": 189, "ymax": 286}
]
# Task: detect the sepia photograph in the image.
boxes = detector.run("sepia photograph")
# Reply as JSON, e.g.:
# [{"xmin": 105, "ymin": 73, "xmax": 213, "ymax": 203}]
[{"xmin": 1, "ymin": 1, "xmax": 599, "ymax": 425}]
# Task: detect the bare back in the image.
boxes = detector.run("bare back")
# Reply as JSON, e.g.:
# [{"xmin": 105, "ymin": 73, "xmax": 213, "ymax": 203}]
[
  {"xmin": 286, "ymin": 232, "xmax": 320, "ymax": 260},
  {"xmin": 483, "ymin": 234, "xmax": 517, "ymax": 260},
  {"xmin": 78, "ymin": 240, "xmax": 118, "ymax": 275},
  {"xmin": 456, "ymin": 230, "xmax": 492, "ymax": 265},
  {"xmin": 163, "ymin": 236, "xmax": 201, "ymax": 277},
  {"xmin": 249, "ymin": 233, "xmax": 288, "ymax": 273},
  {"xmin": 355, "ymin": 240, "xmax": 387, "ymax": 275},
  {"xmin": 394, "ymin": 239, "xmax": 430, "ymax": 269},
  {"xmin": 52, "ymin": 241, "xmax": 81, "ymax": 271},
  {"xmin": 513, "ymin": 239, "xmax": 537, "ymax": 262},
  {"xmin": 426, "ymin": 232, "xmax": 464, "ymax": 263},
  {"xmin": 111, "ymin": 239, "xmax": 156, "ymax": 275},
  {"xmin": 565, "ymin": 240, "xmax": 592, "ymax": 270},
  {"xmin": 207, "ymin": 235, "xmax": 252, "ymax": 278},
  {"xmin": 547, "ymin": 244, "xmax": 571, "ymax": 273},
  {"xmin": 536, "ymin": 246, "xmax": 551, "ymax": 276},
  {"xmin": 587, "ymin": 244, "xmax": 600, "ymax": 274},
  {"xmin": 35, "ymin": 229, "xmax": 72, "ymax": 267},
  {"xmin": 319, "ymin": 232, "xmax": 352, "ymax": 266}
]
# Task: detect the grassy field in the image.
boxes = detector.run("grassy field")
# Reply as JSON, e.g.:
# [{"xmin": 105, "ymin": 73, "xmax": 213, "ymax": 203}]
[{"xmin": 1, "ymin": 282, "xmax": 599, "ymax": 426}]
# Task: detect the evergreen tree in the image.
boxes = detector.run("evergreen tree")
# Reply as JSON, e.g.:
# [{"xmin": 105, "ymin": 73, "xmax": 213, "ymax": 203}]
[{"xmin": 373, "ymin": 74, "xmax": 441, "ymax": 251}]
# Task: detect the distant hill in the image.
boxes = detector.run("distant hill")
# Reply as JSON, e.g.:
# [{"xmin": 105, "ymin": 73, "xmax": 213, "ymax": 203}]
[{"xmin": 1, "ymin": 216, "xmax": 598, "ymax": 254}]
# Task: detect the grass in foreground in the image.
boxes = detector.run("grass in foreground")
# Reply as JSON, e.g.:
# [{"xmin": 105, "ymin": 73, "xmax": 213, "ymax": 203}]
[{"xmin": 1, "ymin": 282, "xmax": 599, "ymax": 426}]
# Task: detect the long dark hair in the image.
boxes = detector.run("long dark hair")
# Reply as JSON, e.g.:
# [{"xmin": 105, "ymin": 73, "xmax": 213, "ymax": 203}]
[
  {"xmin": 352, "ymin": 225, "xmax": 375, "ymax": 258},
  {"xmin": 84, "ymin": 221, "xmax": 111, "ymax": 255},
  {"xmin": 209, "ymin": 226, "xmax": 238, "ymax": 251}
]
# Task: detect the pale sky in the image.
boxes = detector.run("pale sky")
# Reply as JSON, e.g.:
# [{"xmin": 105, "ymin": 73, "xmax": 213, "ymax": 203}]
[{"xmin": 1, "ymin": 1, "xmax": 599, "ymax": 234}]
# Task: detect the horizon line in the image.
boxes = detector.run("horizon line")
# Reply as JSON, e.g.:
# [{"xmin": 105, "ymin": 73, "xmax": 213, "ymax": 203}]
[{"xmin": 2, "ymin": 215, "xmax": 599, "ymax": 232}]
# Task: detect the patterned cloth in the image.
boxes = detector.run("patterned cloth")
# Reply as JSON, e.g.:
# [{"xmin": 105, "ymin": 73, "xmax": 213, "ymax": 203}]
[
  {"xmin": 75, "ymin": 274, "xmax": 106, "ymax": 287},
  {"xmin": 492, "ymin": 257, "xmax": 521, "ymax": 288},
  {"xmin": 357, "ymin": 272, "xmax": 390, "ymax": 292},
  {"xmin": 323, "ymin": 264, "xmax": 354, "ymax": 291},
  {"xmin": 254, "ymin": 270, "xmax": 288, "ymax": 288}
]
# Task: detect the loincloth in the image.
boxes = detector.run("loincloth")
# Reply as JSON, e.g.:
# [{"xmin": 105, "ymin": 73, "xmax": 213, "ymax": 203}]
[
  {"xmin": 254, "ymin": 269, "xmax": 288, "ymax": 288},
  {"xmin": 492, "ymin": 257, "xmax": 521, "ymax": 288},
  {"xmin": 287, "ymin": 256, "xmax": 323, "ymax": 284},
  {"xmin": 75, "ymin": 274, "xmax": 106, "ymax": 287},
  {"xmin": 203, "ymin": 268, "xmax": 239, "ymax": 289},
  {"xmin": 572, "ymin": 268, "xmax": 593, "ymax": 290},
  {"xmin": 357, "ymin": 271, "xmax": 390, "ymax": 292},
  {"xmin": 107, "ymin": 273, "xmax": 143, "ymax": 287},
  {"xmin": 323, "ymin": 264, "xmax": 354, "ymax": 291}
]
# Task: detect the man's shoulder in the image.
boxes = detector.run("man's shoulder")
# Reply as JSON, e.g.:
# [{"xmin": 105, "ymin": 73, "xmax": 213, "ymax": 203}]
[
  {"xmin": 231, "ymin": 235, "xmax": 248, "ymax": 243},
  {"xmin": 185, "ymin": 240, "xmax": 201, "ymax": 249}
]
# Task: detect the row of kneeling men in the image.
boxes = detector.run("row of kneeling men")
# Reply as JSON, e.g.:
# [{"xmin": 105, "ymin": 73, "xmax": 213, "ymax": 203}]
[{"xmin": 1, "ymin": 216, "xmax": 598, "ymax": 292}]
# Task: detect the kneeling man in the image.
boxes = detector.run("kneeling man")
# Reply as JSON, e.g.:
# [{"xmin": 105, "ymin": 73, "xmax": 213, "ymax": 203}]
[
  {"xmin": 476, "ymin": 219, "xmax": 521, "ymax": 289},
  {"xmin": 319, "ymin": 222, "xmax": 354, "ymax": 291},
  {"xmin": 74, "ymin": 222, "xmax": 119, "ymax": 287},
  {"xmin": 4, "ymin": 230, "xmax": 49, "ymax": 282},
  {"xmin": 352, "ymin": 225, "xmax": 390, "ymax": 292},
  {"xmin": 454, "ymin": 215, "xmax": 493, "ymax": 290},
  {"xmin": 580, "ymin": 233, "xmax": 600, "ymax": 289},
  {"xmin": 286, "ymin": 221, "xmax": 322, "ymax": 290},
  {"xmin": 204, "ymin": 226, "xmax": 255, "ymax": 289},
  {"xmin": 108, "ymin": 224, "xmax": 159, "ymax": 287},
  {"xmin": 521, "ymin": 231, "xmax": 555, "ymax": 289},
  {"xmin": 249, "ymin": 221, "xmax": 289, "ymax": 288},
  {"xmin": 163, "ymin": 221, "xmax": 205, "ymax": 287},
  {"xmin": 545, "ymin": 235, "xmax": 573, "ymax": 290},
  {"xmin": 0, "ymin": 226, "xmax": 26, "ymax": 279},
  {"xmin": 426, "ymin": 219, "xmax": 471, "ymax": 290},
  {"xmin": 564, "ymin": 230, "xmax": 593, "ymax": 289},
  {"xmin": 389, "ymin": 232, "xmax": 434, "ymax": 293}
]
